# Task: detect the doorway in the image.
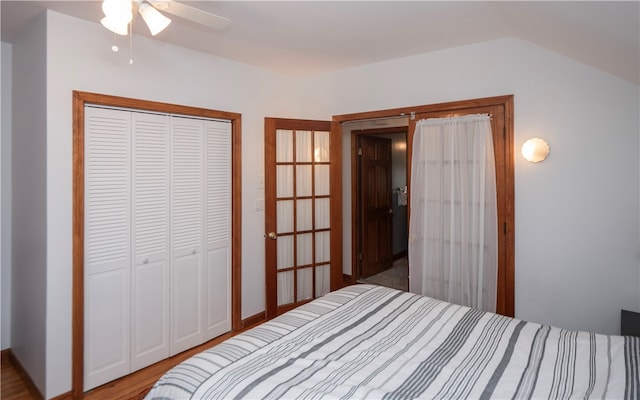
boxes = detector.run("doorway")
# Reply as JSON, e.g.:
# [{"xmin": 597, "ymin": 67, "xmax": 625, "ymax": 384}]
[
  {"xmin": 335, "ymin": 95, "xmax": 515, "ymax": 317},
  {"xmin": 350, "ymin": 126, "xmax": 409, "ymax": 289}
]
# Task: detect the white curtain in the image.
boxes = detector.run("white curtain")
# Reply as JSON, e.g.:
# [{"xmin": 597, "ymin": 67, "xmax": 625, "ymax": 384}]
[{"xmin": 408, "ymin": 114, "xmax": 498, "ymax": 312}]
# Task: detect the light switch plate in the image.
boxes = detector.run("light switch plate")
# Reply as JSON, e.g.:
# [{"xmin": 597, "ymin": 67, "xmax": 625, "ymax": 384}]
[{"xmin": 255, "ymin": 198, "xmax": 264, "ymax": 211}]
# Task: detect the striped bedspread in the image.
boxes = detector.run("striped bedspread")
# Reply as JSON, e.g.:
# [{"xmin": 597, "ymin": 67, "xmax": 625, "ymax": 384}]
[{"xmin": 146, "ymin": 284, "xmax": 639, "ymax": 399}]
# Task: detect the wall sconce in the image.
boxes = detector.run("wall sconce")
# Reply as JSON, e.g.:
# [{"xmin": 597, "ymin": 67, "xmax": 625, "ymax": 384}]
[{"xmin": 521, "ymin": 138, "xmax": 550, "ymax": 163}]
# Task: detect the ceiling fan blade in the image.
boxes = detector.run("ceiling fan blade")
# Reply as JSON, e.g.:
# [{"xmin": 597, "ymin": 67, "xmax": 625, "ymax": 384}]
[{"xmin": 148, "ymin": 0, "xmax": 231, "ymax": 30}]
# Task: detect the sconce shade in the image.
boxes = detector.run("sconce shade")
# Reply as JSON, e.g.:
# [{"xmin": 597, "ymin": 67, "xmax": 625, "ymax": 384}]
[
  {"xmin": 139, "ymin": 3, "xmax": 172, "ymax": 36},
  {"xmin": 521, "ymin": 138, "xmax": 550, "ymax": 162}
]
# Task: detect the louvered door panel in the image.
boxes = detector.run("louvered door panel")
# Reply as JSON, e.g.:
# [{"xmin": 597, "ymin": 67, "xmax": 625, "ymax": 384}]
[
  {"xmin": 170, "ymin": 117, "xmax": 204, "ymax": 355},
  {"xmin": 84, "ymin": 106, "xmax": 234, "ymax": 387},
  {"xmin": 84, "ymin": 107, "xmax": 131, "ymax": 390},
  {"xmin": 203, "ymin": 120, "xmax": 232, "ymax": 341},
  {"xmin": 130, "ymin": 112, "xmax": 170, "ymax": 371}
]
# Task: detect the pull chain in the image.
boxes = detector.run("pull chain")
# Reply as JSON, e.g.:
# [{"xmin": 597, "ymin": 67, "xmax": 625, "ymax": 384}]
[
  {"xmin": 129, "ymin": 17, "xmax": 134, "ymax": 65},
  {"xmin": 111, "ymin": 32, "xmax": 119, "ymax": 52}
]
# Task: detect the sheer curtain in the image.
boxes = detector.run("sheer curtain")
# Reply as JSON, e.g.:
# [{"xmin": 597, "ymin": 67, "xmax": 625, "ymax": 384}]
[{"xmin": 408, "ymin": 114, "xmax": 498, "ymax": 312}]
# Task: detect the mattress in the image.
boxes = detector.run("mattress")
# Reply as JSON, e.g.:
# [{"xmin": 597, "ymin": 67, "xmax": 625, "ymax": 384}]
[{"xmin": 145, "ymin": 284, "xmax": 639, "ymax": 399}]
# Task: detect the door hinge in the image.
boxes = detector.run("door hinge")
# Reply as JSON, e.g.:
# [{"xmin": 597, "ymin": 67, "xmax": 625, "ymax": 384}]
[
  {"xmin": 503, "ymin": 222, "xmax": 507, "ymax": 235},
  {"xmin": 358, "ymin": 253, "xmax": 363, "ymax": 261},
  {"xmin": 358, "ymin": 148, "xmax": 363, "ymax": 156}
]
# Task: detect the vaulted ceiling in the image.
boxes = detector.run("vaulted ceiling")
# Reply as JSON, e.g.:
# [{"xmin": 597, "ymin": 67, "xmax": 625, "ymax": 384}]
[{"xmin": 2, "ymin": 1, "xmax": 638, "ymax": 83}]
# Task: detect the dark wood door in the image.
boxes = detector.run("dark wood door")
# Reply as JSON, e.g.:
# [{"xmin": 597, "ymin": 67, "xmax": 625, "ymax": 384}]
[{"xmin": 358, "ymin": 136, "xmax": 393, "ymax": 278}]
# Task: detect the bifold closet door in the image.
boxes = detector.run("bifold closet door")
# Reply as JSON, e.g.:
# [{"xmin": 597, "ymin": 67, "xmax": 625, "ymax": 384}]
[
  {"xmin": 203, "ymin": 120, "xmax": 233, "ymax": 341},
  {"xmin": 170, "ymin": 117, "xmax": 204, "ymax": 355},
  {"xmin": 84, "ymin": 107, "xmax": 132, "ymax": 390},
  {"xmin": 168, "ymin": 118, "xmax": 232, "ymax": 351},
  {"xmin": 84, "ymin": 107, "xmax": 233, "ymax": 389},
  {"xmin": 130, "ymin": 112, "xmax": 170, "ymax": 371}
]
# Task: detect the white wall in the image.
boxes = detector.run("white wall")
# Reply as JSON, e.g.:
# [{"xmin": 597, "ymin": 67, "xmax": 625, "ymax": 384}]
[
  {"xmin": 8, "ymin": 9, "xmax": 640, "ymax": 399},
  {"xmin": 298, "ymin": 37, "xmax": 640, "ymax": 336},
  {"xmin": 39, "ymin": 10, "xmax": 300, "ymax": 398},
  {"xmin": 1, "ymin": 42, "xmax": 13, "ymax": 350},
  {"xmin": 11, "ymin": 11, "xmax": 48, "ymax": 395}
]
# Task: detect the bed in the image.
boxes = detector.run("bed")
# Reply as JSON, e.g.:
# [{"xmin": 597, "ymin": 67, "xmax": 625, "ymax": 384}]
[{"xmin": 145, "ymin": 284, "xmax": 639, "ymax": 399}]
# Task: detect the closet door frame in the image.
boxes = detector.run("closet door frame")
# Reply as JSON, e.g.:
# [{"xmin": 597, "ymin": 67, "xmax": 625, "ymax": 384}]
[{"xmin": 72, "ymin": 91, "xmax": 242, "ymax": 398}]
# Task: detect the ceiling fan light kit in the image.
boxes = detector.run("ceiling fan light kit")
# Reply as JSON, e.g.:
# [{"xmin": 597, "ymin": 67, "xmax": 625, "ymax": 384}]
[
  {"xmin": 101, "ymin": 0, "xmax": 172, "ymax": 37},
  {"xmin": 99, "ymin": 0, "xmax": 230, "ymax": 63},
  {"xmin": 101, "ymin": 0, "xmax": 133, "ymax": 35},
  {"xmin": 100, "ymin": 0, "xmax": 230, "ymax": 36}
]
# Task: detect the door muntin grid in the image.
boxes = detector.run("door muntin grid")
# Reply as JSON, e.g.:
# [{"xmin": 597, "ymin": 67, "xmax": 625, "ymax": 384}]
[{"xmin": 275, "ymin": 129, "xmax": 331, "ymax": 306}]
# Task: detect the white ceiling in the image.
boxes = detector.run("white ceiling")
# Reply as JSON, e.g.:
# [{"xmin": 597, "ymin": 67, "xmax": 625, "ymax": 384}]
[{"xmin": 2, "ymin": 1, "xmax": 639, "ymax": 83}]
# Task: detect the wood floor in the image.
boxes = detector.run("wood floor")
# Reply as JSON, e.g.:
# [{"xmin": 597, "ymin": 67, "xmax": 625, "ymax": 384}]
[
  {"xmin": 2, "ymin": 351, "xmax": 41, "ymax": 400},
  {"xmin": 1, "ymin": 318, "xmax": 263, "ymax": 400}
]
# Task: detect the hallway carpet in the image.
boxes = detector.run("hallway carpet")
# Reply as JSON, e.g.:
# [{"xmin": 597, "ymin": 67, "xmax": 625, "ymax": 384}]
[{"xmin": 359, "ymin": 257, "xmax": 408, "ymax": 291}]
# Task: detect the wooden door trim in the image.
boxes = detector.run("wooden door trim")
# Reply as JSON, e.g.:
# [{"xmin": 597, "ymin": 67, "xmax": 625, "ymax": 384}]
[
  {"xmin": 72, "ymin": 91, "xmax": 242, "ymax": 398},
  {"xmin": 334, "ymin": 94, "xmax": 515, "ymax": 317},
  {"xmin": 330, "ymin": 120, "xmax": 344, "ymax": 292},
  {"xmin": 263, "ymin": 117, "xmax": 277, "ymax": 319}
]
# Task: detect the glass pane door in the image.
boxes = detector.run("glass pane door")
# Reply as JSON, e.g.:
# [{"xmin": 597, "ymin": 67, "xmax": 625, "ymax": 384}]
[
  {"xmin": 265, "ymin": 119, "xmax": 333, "ymax": 317},
  {"xmin": 275, "ymin": 128, "xmax": 331, "ymax": 306}
]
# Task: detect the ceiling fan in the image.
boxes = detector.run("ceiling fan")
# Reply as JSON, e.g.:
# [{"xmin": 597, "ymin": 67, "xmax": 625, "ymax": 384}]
[{"xmin": 100, "ymin": 0, "xmax": 231, "ymax": 37}]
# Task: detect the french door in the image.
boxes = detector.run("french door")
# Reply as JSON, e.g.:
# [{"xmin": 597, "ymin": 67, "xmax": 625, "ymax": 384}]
[{"xmin": 264, "ymin": 118, "xmax": 339, "ymax": 318}]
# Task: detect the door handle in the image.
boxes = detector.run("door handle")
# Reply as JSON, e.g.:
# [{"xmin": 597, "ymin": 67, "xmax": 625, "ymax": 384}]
[
  {"xmin": 267, "ymin": 232, "xmax": 278, "ymax": 240},
  {"xmin": 388, "ymin": 208, "xmax": 394, "ymax": 214}
]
